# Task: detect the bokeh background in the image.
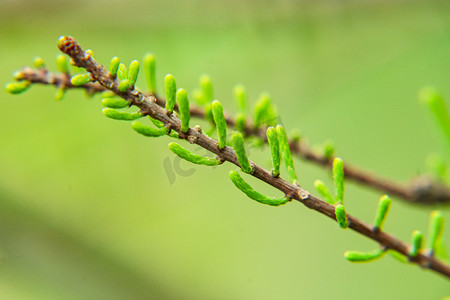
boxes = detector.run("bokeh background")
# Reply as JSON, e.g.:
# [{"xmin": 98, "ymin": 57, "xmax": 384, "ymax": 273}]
[{"xmin": 1, "ymin": 0, "xmax": 450, "ymax": 299}]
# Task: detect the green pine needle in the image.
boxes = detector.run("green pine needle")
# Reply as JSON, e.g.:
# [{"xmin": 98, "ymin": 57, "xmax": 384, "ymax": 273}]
[
  {"xmin": 168, "ymin": 142, "xmax": 220, "ymax": 166},
  {"xmin": 345, "ymin": 248, "xmax": 386, "ymax": 262},
  {"xmin": 229, "ymin": 170, "xmax": 289, "ymax": 206},
  {"xmin": 232, "ymin": 132, "xmax": 253, "ymax": 174}
]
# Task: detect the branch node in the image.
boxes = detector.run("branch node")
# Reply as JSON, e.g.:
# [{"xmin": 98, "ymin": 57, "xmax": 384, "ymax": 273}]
[
  {"xmin": 194, "ymin": 125, "xmax": 202, "ymax": 134},
  {"xmin": 372, "ymin": 226, "xmax": 380, "ymax": 234},
  {"xmin": 297, "ymin": 189, "xmax": 310, "ymax": 200},
  {"xmin": 187, "ymin": 135, "xmax": 197, "ymax": 144}
]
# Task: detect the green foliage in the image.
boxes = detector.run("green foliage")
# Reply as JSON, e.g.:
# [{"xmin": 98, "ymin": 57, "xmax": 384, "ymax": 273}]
[
  {"xmin": 212, "ymin": 100, "xmax": 227, "ymax": 149},
  {"xmin": 168, "ymin": 142, "xmax": 220, "ymax": 166},
  {"xmin": 333, "ymin": 158, "xmax": 344, "ymax": 204},
  {"xmin": 102, "ymin": 108, "xmax": 143, "ymax": 121},
  {"xmin": 149, "ymin": 116, "xmax": 164, "ymax": 128},
  {"xmin": 228, "ymin": 170, "xmax": 289, "ymax": 206},
  {"xmin": 234, "ymin": 84, "xmax": 247, "ymax": 114},
  {"xmin": 266, "ymin": 127, "xmax": 280, "ymax": 177},
  {"xmin": 204, "ymin": 102, "xmax": 214, "ymax": 122},
  {"xmin": 388, "ymin": 250, "xmax": 410, "ymax": 264},
  {"xmin": 313, "ymin": 180, "xmax": 334, "ymax": 205},
  {"xmin": 314, "ymin": 158, "xmax": 350, "ymax": 229},
  {"xmin": 426, "ymin": 153, "xmax": 448, "ymax": 182},
  {"xmin": 428, "ymin": 210, "xmax": 444, "ymax": 254},
  {"xmin": 289, "ymin": 129, "xmax": 302, "ymax": 143},
  {"xmin": 5, "ymin": 81, "xmax": 31, "ymax": 94},
  {"xmin": 253, "ymin": 93, "xmax": 276, "ymax": 128},
  {"xmin": 164, "ymin": 74, "xmax": 177, "ymax": 114},
  {"xmin": 199, "ymin": 75, "xmax": 213, "ymax": 105},
  {"xmin": 419, "ymin": 87, "xmax": 450, "ymax": 145},
  {"xmin": 33, "ymin": 56, "xmax": 45, "ymax": 69},
  {"xmin": 117, "ymin": 63, "xmax": 128, "ymax": 81},
  {"xmin": 144, "ymin": 53, "xmax": 156, "ymax": 94},
  {"xmin": 176, "ymin": 88, "xmax": 190, "ymax": 133},
  {"xmin": 109, "ymin": 57, "xmax": 120, "ymax": 78},
  {"xmin": 276, "ymin": 125, "xmax": 297, "ymax": 184},
  {"xmin": 70, "ymin": 73, "xmax": 92, "ymax": 86},
  {"xmin": 373, "ymin": 195, "xmax": 391, "ymax": 232},
  {"xmin": 128, "ymin": 60, "xmax": 140, "ymax": 87},
  {"xmin": 231, "ymin": 132, "xmax": 253, "ymax": 174},
  {"xmin": 192, "ymin": 88, "xmax": 203, "ymax": 105},
  {"xmin": 56, "ymin": 54, "xmax": 69, "ymax": 73},
  {"xmin": 345, "ymin": 248, "xmax": 386, "ymax": 262},
  {"xmin": 235, "ymin": 113, "xmax": 245, "ymax": 133},
  {"xmin": 131, "ymin": 121, "xmax": 168, "ymax": 137},
  {"xmin": 118, "ymin": 80, "xmax": 131, "ymax": 92},
  {"xmin": 323, "ymin": 140, "xmax": 335, "ymax": 160},
  {"xmin": 101, "ymin": 97, "xmax": 129, "ymax": 109},
  {"xmin": 55, "ymin": 88, "xmax": 65, "ymax": 101},
  {"xmin": 409, "ymin": 230, "xmax": 424, "ymax": 257},
  {"xmin": 335, "ymin": 204, "xmax": 348, "ymax": 229}
]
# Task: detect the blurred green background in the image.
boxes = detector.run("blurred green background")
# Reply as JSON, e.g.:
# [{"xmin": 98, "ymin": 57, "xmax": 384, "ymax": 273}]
[{"xmin": 1, "ymin": 0, "xmax": 450, "ymax": 299}]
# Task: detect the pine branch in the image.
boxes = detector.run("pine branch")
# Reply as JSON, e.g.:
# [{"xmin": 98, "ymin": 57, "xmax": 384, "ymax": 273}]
[
  {"xmin": 13, "ymin": 62, "xmax": 450, "ymax": 206},
  {"xmin": 47, "ymin": 36, "xmax": 450, "ymax": 278}
]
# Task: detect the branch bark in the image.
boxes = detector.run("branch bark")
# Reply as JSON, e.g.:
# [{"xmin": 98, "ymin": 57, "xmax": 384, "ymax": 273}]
[
  {"xmin": 53, "ymin": 36, "xmax": 450, "ymax": 279},
  {"xmin": 16, "ymin": 66, "xmax": 450, "ymax": 205}
]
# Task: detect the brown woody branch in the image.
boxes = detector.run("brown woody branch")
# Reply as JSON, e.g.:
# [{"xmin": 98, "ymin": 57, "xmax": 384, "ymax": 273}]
[
  {"xmin": 54, "ymin": 36, "xmax": 450, "ymax": 278},
  {"xmin": 14, "ymin": 49, "xmax": 450, "ymax": 206}
]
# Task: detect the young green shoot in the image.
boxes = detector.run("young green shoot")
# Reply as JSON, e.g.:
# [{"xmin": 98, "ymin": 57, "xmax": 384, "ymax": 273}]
[
  {"xmin": 426, "ymin": 153, "xmax": 448, "ymax": 182},
  {"xmin": 290, "ymin": 129, "xmax": 302, "ymax": 143},
  {"xmin": 276, "ymin": 125, "xmax": 297, "ymax": 184},
  {"xmin": 102, "ymin": 108, "xmax": 143, "ymax": 121},
  {"xmin": 428, "ymin": 210, "xmax": 444, "ymax": 255},
  {"xmin": 335, "ymin": 204, "xmax": 348, "ymax": 229},
  {"xmin": 333, "ymin": 157, "xmax": 344, "ymax": 204},
  {"xmin": 232, "ymin": 132, "xmax": 253, "ymax": 174},
  {"xmin": 118, "ymin": 80, "xmax": 131, "ymax": 92},
  {"xmin": 373, "ymin": 195, "xmax": 391, "ymax": 232},
  {"xmin": 212, "ymin": 100, "xmax": 227, "ymax": 149},
  {"xmin": 168, "ymin": 142, "xmax": 220, "ymax": 166},
  {"xmin": 254, "ymin": 93, "xmax": 276, "ymax": 128},
  {"xmin": 109, "ymin": 57, "xmax": 120, "ymax": 78},
  {"xmin": 70, "ymin": 73, "xmax": 92, "ymax": 86},
  {"xmin": 313, "ymin": 180, "xmax": 335, "ymax": 205},
  {"xmin": 131, "ymin": 121, "xmax": 168, "ymax": 137},
  {"xmin": 164, "ymin": 74, "xmax": 176, "ymax": 114},
  {"xmin": 323, "ymin": 140, "xmax": 335, "ymax": 160},
  {"xmin": 128, "ymin": 60, "xmax": 140, "ymax": 88},
  {"xmin": 176, "ymin": 88, "xmax": 190, "ymax": 133},
  {"xmin": 267, "ymin": 127, "xmax": 280, "ymax": 177},
  {"xmin": 409, "ymin": 230, "xmax": 424, "ymax": 258},
  {"xmin": 55, "ymin": 88, "xmax": 66, "ymax": 101},
  {"xmin": 33, "ymin": 56, "xmax": 45, "ymax": 69},
  {"xmin": 419, "ymin": 87, "xmax": 450, "ymax": 145},
  {"xmin": 234, "ymin": 84, "xmax": 247, "ymax": 114},
  {"xmin": 56, "ymin": 54, "xmax": 69, "ymax": 74},
  {"xmin": 345, "ymin": 248, "xmax": 386, "ymax": 262},
  {"xmin": 144, "ymin": 53, "xmax": 156, "ymax": 94},
  {"xmin": 235, "ymin": 113, "xmax": 245, "ymax": 133},
  {"xmin": 101, "ymin": 97, "xmax": 129, "ymax": 109},
  {"xmin": 229, "ymin": 170, "xmax": 289, "ymax": 206},
  {"xmin": 200, "ymin": 75, "xmax": 213, "ymax": 105},
  {"xmin": 5, "ymin": 81, "xmax": 31, "ymax": 94},
  {"xmin": 117, "ymin": 63, "xmax": 128, "ymax": 81}
]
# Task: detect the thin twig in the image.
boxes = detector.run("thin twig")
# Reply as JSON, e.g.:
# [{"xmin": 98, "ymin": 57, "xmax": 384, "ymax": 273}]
[
  {"xmin": 54, "ymin": 36, "xmax": 450, "ymax": 279},
  {"xmin": 14, "ymin": 53, "xmax": 450, "ymax": 206}
]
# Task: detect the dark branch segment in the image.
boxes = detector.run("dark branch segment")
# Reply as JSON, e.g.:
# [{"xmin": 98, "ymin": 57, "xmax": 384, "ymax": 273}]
[
  {"xmin": 13, "ymin": 59, "xmax": 450, "ymax": 205},
  {"xmin": 55, "ymin": 36, "xmax": 450, "ymax": 278}
]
